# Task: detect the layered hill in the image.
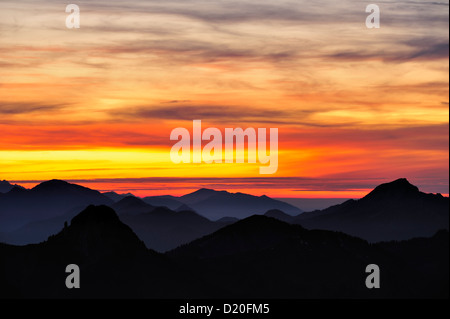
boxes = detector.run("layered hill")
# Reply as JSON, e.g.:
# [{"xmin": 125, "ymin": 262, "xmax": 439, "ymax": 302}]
[
  {"xmin": 292, "ymin": 178, "xmax": 449, "ymax": 242},
  {"xmin": 176, "ymin": 188, "xmax": 302, "ymax": 220},
  {"xmin": 0, "ymin": 206, "xmax": 447, "ymax": 298},
  {"xmin": 0, "ymin": 180, "xmax": 113, "ymax": 232},
  {"xmin": 0, "ymin": 205, "xmax": 207, "ymax": 298}
]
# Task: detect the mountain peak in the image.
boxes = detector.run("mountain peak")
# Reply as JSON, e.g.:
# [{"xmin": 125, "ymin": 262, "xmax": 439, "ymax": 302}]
[
  {"xmin": 364, "ymin": 178, "xmax": 419, "ymax": 200},
  {"xmin": 169, "ymin": 215, "xmax": 307, "ymax": 259},
  {"xmin": 40, "ymin": 179, "xmax": 69, "ymax": 185},
  {"xmin": 102, "ymin": 191, "xmax": 135, "ymax": 202},
  {"xmin": 180, "ymin": 188, "xmax": 227, "ymax": 205},
  {"xmin": 390, "ymin": 178, "xmax": 416, "ymax": 188},
  {"xmin": 49, "ymin": 205, "xmax": 147, "ymax": 256},
  {"xmin": 190, "ymin": 188, "xmax": 232, "ymax": 195},
  {"xmin": 30, "ymin": 180, "xmax": 111, "ymax": 201},
  {"xmin": 112, "ymin": 196, "xmax": 154, "ymax": 215},
  {"xmin": 194, "ymin": 188, "xmax": 220, "ymax": 194},
  {"xmin": 32, "ymin": 179, "xmax": 71, "ymax": 191},
  {"xmin": 294, "ymin": 178, "xmax": 448, "ymax": 242},
  {"xmin": 180, "ymin": 188, "xmax": 302, "ymax": 219},
  {"xmin": 70, "ymin": 204, "xmax": 120, "ymax": 226},
  {"xmin": 218, "ymin": 215, "xmax": 297, "ymax": 235},
  {"xmin": 0, "ymin": 180, "xmax": 25, "ymax": 193},
  {"xmin": 8, "ymin": 186, "xmax": 27, "ymax": 194}
]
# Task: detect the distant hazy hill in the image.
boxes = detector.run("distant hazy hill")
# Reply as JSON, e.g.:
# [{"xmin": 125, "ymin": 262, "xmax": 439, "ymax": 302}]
[
  {"xmin": 142, "ymin": 195, "xmax": 185, "ymax": 210},
  {"xmin": 292, "ymin": 178, "xmax": 449, "ymax": 242},
  {"xmin": 264, "ymin": 209, "xmax": 295, "ymax": 223},
  {"xmin": 0, "ymin": 179, "xmax": 299, "ymax": 235},
  {"xmin": 176, "ymin": 188, "xmax": 302, "ymax": 220},
  {"xmin": 0, "ymin": 180, "xmax": 24, "ymax": 193},
  {"xmin": 0, "ymin": 180, "xmax": 113, "ymax": 232},
  {"xmin": 120, "ymin": 206, "xmax": 234, "ymax": 252},
  {"xmin": 4, "ymin": 196, "xmax": 234, "ymax": 251},
  {"xmin": 4, "ymin": 206, "xmax": 81, "ymax": 245},
  {"xmin": 111, "ymin": 196, "xmax": 155, "ymax": 216},
  {"xmin": 102, "ymin": 191, "xmax": 135, "ymax": 202},
  {"xmin": 1, "ymin": 184, "xmax": 237, "ymax": 249},
  {"xmin": 141, "ymin": 189, "xmax": 302, "ymax": 220}
]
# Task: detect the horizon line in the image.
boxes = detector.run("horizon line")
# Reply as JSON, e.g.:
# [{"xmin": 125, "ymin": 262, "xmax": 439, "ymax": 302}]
[{"xmin": 4, "ymin": 177, "xmax": 449, "ymax": 199}]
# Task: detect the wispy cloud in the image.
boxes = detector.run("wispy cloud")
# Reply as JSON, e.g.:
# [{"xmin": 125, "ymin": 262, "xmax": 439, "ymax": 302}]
[
  {"xmin": 111, "ymin": 103, "xmax": 353, "ymax": 127},
  {"xmin": 0, "ymin": 102, "xmax": 67, "ymax": 115},
  {"xmin": 12, "ymin": 175, "xmax": 449, "ymax": 197},
  {"xmin": 327, "ymin": 39, "xmax": 449, "ymax": 63},
  {"xmin": 0, "ymin": 0, "xmax": 448, "ymax": 195}
]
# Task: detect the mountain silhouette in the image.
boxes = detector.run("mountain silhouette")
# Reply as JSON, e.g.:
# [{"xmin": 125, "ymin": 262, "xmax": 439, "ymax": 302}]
[
  {"xmin": 169, "ymin": 215, "xmax": 448, "ymax": 298},
  {"xmin": 0, "ymin": 207, "xmax": 447, "ymax": 298},
  {"xmin": 119, "ymin": 206, "xmax": 234, "ymax": 252},
  {"xmin": 111, "ymin": 196, "xmax": 155, "ymax": 216},
  {"xmin": 264, "ymin": 209, "xmax": 294, "ymax": 222},
  {"xmin": 102, "ymin": 191, "xmax": 135, "ymax": 202},
  {"xmin": 6, "ymin": 203, "xmax": 236, "ymax": 250},
  {"xmin": 142, "ymin": 195, "xmax": 185, "ymax": 210},
  {"xmin": 4, "ymin": 206, "xmax": 82, "ymax": 245},
  {"xmin": 292, "ymin": 178, "xmax": 449, "ymax": 242},
  {"xmin": 3, "ymin": 196, "xmax": 222, "ymax": 250},
  {"xmin": 142, "ymin": 188, "xmax": 302, "ymax": 219},
  {"xmin": 0, "ymin": 180, "xmax": 24, "ymax": 193},
  {"xmin": 0, "ymin": 205, "xmax": 207, "ymax": 298},
  {"xmin": 0, "ymin": 179, "xmax": 113, "ymax": 232},
  {"xmin": 179, "ymin": 188, "xmax": 219, "ymax": 204},
  {"xmin": 176, "ymin": 188, "xmax": 303, "ymax": 220},
  {"xmin": 170, "ymin": 215, "xmax": 366, "ymax": 259},
  {"xmin": 364, "ymin": 178, "xmax": 420, "ymax": 199},
  {"xmin": 175, "ymin": 203, "xmax": 195, "ymax": 212},
  {"xmin": 48, "ymin": 205, "xmax": 147, "ymax": 256}
]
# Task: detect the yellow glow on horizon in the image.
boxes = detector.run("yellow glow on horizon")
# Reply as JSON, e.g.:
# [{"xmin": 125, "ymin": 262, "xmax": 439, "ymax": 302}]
[
  {"xmin": 0, "ymin": 147, "xmax": 285, "ymax": 180},
  {"xmin": 0, "ymin": 0, "xmax": 448, "ymax": 197}
]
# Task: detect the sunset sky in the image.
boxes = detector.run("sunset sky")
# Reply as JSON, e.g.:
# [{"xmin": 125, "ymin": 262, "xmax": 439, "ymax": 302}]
[{"xmin": 0, "ymin": 0, "xmax": 448, "ymax": 197}]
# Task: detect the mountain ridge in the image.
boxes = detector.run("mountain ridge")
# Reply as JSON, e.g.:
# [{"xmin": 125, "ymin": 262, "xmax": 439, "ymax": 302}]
[
  {"xmin": 0, "ymin": 179, "xmax": 113, "ymax": 232},
  {"xmin": 292, "ymin": 178, "xmax": 449, "ymax": 242},
  {"xmin": 0, "ymin": 205, "xmax": 206, "ymax": 298},
  {"xmin": 177, "ymin": 188, "xmax": 303, "ymax": 220},
  {"xmin": 0, "ymin": 180, "xmax": 24, "ymax": 193},
  {"xmin": 0, "ymin": 204, "xmax": 447, "ymax": 298}
]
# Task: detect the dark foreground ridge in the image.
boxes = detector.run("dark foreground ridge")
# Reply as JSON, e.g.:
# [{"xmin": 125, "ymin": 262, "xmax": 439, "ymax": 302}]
[
  {"xmin": 0, "ymin": 205, "xmax": 206, "ymax": 298},
  {"xmin": 0, "ymin": 205, "xmax": 448, "ymax": 298}
]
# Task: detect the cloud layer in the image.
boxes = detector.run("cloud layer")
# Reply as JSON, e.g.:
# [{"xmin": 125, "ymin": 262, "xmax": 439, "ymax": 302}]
[{"xmin": 0, "ymin": 0, "xmax": 448, "ymax": 196}]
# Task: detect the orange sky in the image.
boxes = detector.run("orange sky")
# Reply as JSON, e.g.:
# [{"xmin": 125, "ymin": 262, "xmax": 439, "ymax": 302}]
[{"xmin": 0, "ymin": 0, "xmax": 448, "ymax": 197}]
